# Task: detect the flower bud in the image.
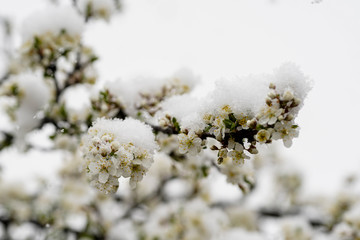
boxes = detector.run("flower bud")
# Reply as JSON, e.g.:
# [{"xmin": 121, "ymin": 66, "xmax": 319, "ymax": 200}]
[
  {"xmin": 268, "ymin": 90, "xmax": 277, "ymax": 99},
  {"xmin": 247, "ymin": 119, "xmax": 257, "ymax": 129},
  {"xmin": 282, "ymin": 90, "xmax": 294, "ymax": 102},
  {"xmin": 292, "ymin": 98, "xmax": 301, "ymax": 107},
  {"xmin": 285, "ymin": 114, "xmax": 294, "ymax": 121},
  {"xmin": 248, "ymin": 147, "xmax": 258, "ymax": 154},
  {"xmin": 266, "ymin": 98, "xmax": 272, "ymax": 106}
]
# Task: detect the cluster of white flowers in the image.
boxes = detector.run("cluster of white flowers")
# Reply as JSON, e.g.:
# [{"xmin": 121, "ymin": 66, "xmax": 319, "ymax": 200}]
[
  {"xmin": 21, "ymin": 6, "xmax": 84, "ymax": 67},
  {"xmin": 273, "ymin": 167, "xmax": 302, "ymax": 207},
  {"xmin": 0, "ymin": 73, "xmax": 51, "ymax": 147},
  {"xmin": 280, "ymin": 217, "xmax": 313, "ymax": 240},
  {"xmin": 53, "ymin": 46, "xmax": 98, "ymax": 86},
  {"xmin": 219, "ymin": 156, "xmax": 255, "ymax": 193},
  {"xmin": 325, "ymin": 193, "xmax": 357, "ymax": 227},
  {"xmin": 90, "ymin": 89, "xmax": 124, "ymax": 119},
  {"xmin": 332, "ymin": 222, "xmax": 355, "ymax": 240},
  {"xmin": 225, "ymin": 207, "xmax": 258, "ymax": 231},
  {"xmin": 0, "ymin": 153, "xmax": 130, "ymax": 238},
  {"xmin": 106, "ymin": 68, "xmax": 200, "ymax": 119},
  {"xmin": 77, "ymin": 0, "xmax": 118, "ymax": 21},
  {"xmin": 333, "ymin": 204, "xmax": 360, "ymax": 239},
  {"xmin": 82, "ymin": 118, "xmax": 158, "ymax": 194},
  {"xmin": 178, "ymin": 130, "xmax": 204, "ymax": 155},
  {"xmin": 158, "ymin": 64, "xmax": 311, "ymax": 177},
  {"xmin": 172, "ymin": 83, "xmax": 302, "ymax": 167},
  {"xmin": 155, "ymin": 133, "xmax": 212, "ymax": 180},
  {"xmin": 0, "ymin": 181, "xmax": 32, "ymax": 222},
  {"xmin": 257, "ymin": 84, "xmax": 302, "ymax": 148},
  {"xmin": 142, "ymin": 199, "xmax": 228, "ymax": 240}
]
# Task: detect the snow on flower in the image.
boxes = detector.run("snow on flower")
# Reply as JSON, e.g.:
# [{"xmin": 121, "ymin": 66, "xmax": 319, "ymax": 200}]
[
  {"xmin": 20, "ymin": 6, "xmax": 84, "ymax": 68},
  {"xmin": 22, "ymin": 6, "xmax": 84, "ymax": 47},
  {"xmin": 157, "ymin": 63, "xmax": 311, "ymax": 174},
  {"xmin": 0, "ymin": 73, "xmax": 51, "ymax": 147},
  {"xmin": 82, "ymin": 117, "xmax": 158, "ymax": 194},
  {"xmin": 77, "ymin": 0, "xmax": 117, "ymax": 21},
  {"xmin": 106, "ymin": 68, "xmax": 200, "ymax": 119}
]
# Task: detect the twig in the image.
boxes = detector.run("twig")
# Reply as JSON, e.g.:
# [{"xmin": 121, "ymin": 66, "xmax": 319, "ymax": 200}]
[{"xmin": 119, "ymin": 176, "xmax": 176, "ymax": 220}]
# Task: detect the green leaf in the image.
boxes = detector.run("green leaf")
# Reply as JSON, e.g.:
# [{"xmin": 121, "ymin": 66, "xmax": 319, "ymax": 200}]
[
  {"xmin": 86, "ymin": 3, "xmax": 93, "ymax": 19},
  {"xmin": 172, "ymin": 117, "xmax": 180, "ymax": 132},
  {"xmin": 223, "ymin": 119, "xmax": 233, "ymax": 129},
  {"xmin": 230, "ymin": 122, "xmax": 237, "ymax": 131},
  {"xmin": 204, "ymin": 124, "xmax": 212, "ymax": 132},
  {"xmin": 10, "ymin": 84, "xmax": 19, "ymax": 96},
  {"xmin": 90, "ymin": 55, "xmax": 99, "ymax": 63},
  {"xmin": 86, "ymin": 114, "xmax": 93, "ymax": 127},
  {"xmin": 59, "ymin": 104, "xmax": 68, "ymax": 120},
  {"xmin": 33, "ymin": 36, "xmax": 41, "ymax": 49},
  {"xmin": 201, "ymin": 166, "xmax": 209, "ymax": 177},
  {"xmin": 228, "ymin": 113, "xmax": 236, "ymax": 122},
  {"xmin": 244, "ymin": 176, "xmax": 255, "ymax": 190},
  {"xmin": 61, "ymin": 48, "xmax": 71, "ymax": 57},
  {"xmin": 100, "ymin": 91, "xmax": 109, "ymax": 103}
]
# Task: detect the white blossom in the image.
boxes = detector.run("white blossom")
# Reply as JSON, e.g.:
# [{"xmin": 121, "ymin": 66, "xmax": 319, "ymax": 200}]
[
  {"xmin": 255, "ymin": 129, "xmax": 271, "ymax": 143},
  {"xmin": 142, "ymin": 199, "xmax": 228, "ymax": 240},
  {"xmin": 220, "ymin": 157, "xmax": 254, "ymax": 189},
  {"xmin": 178, "ymin": 131, "xmax": 203, "ymax": 155},
  {"xmin": 258, "ymin": 104, "xmax": 283, "ymax": 125},
  {"xmin": 280, "ymin": 217, "xmax": 313, "ymax": 240},
  {"xmin": 272, "ymin": 121, "xmax": 300, "ymax": 148},
  {"xmin": 82, "ymin": 118, "xmax": 158, "ymax": 194},
  {"xmin": 332, "ymin": 223, "xmax": 354, "ymax": 240},
  {"xmin": 78, "ymin": 0, "xmax": 117, "ymax": 21},
  {"xmin": 0, "ymin": 73, "xmax": 51, "ymax": 148},
  {"xmin": 22, "ymin": 6, "xmax": 84, "ymax": 48},
  {"xmin": 228, "ymin": 149, "xmax": 249, "ymax": 165}
]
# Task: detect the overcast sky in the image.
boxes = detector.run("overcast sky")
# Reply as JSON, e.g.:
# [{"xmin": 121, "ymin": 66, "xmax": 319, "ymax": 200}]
[{"xmin": 1, "ymin": 0, "xmax": 360, "ymax": 195}]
